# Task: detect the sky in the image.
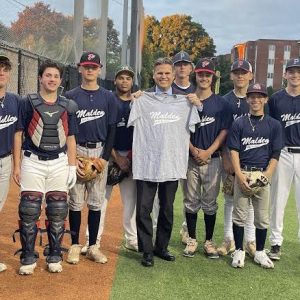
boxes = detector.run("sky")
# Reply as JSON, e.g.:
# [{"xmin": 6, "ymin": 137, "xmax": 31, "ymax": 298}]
[{"xmin": 2, "ymin": 0, "xmax": 300, "ymax": 55}]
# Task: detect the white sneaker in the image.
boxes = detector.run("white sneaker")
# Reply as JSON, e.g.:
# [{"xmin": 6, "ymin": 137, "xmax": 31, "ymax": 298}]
[
  {"xmin": 183, "ymin": 238, "xmax": 198, "ymax": 258},
  {"xmin": 48, "ymin": 261, "xmax": 62, "ymax": 273},
  {"xmin": 19, "ymin": 262, "xmax": 37, "ymax": 275},
  {"xmin": 67, "ymin": 244, "xmax": 82, "ymax": 264},
  {"xmin": 0, "ymin": 262, "xmax": 7, "ymax": 272},
  {"xmin": 86, "ymin": 245, "xmax": 108, "ymax": 264},
  {"xmin": 81, "ymin": 242, "xmax": 100, "ymax": 255},
  {"xmin": 125, "ymin": 240, "xmax": 138, "ymax": 252},
  {"xmin": 254, "ymin": 250, "xmax": 274, "ymax": 269},
  {"xmin": 231, "ymin": 249, "xmax": 245, "ymax": 268}
]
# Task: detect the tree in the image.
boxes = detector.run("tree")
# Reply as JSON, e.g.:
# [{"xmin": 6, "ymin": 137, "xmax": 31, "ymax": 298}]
[
  {"xmin": 217, "ymin": 54, "xmax": 233, "ymax": 95},
  {"xmin": 141, "ymin": 14, "xmax": 216, "ymax": 88},
  {"xmin": 0, "ymin": 21, "xmax": 14, "ymax": 43}
]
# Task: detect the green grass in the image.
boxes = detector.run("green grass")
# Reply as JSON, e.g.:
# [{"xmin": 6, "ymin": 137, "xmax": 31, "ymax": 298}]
[{"xmin": 110, "ymin": 188, "xmax": 300, "ymax": 300}]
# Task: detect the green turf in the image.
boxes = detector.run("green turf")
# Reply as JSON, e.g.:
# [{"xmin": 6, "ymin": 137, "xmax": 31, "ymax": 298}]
[{"xmin": 110, "ymin": 188, "xmax": 300, "ymax": 300}]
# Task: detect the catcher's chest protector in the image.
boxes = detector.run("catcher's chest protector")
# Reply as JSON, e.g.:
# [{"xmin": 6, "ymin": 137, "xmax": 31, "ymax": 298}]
[{"xmin": 27, "ymin": 94, "xmax": 69, "ymax": 151}]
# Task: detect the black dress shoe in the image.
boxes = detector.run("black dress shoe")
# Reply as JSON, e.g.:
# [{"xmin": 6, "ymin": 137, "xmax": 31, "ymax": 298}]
[
  {"xmin": 153, "ymin": 250, "xmax": 176, "ymax": 261},
  {"xmin": 141, "ymin": 253, "xmax": 154, "ymax": 267}
]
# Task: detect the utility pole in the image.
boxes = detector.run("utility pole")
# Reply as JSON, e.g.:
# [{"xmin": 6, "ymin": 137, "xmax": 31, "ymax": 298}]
[
  {"xmin": 73, "ymin": 0, "xmax": 84, "ymax": 63},
  {"xmin": 121, "ymin": 0, "xmax": 129, "ymax": 65}
]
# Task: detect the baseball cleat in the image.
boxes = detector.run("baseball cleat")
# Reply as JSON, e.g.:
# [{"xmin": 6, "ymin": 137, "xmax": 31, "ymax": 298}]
[
  {"xmin": 80, "ymin": 244, "xmax": 89, "ymax": 255},
  {"xmin": 254, "ymin": 250, "xmax": 274, "ymax": 269},
  {"xmin": 217, "ymin": 239, "xmax": 235, "ymax": 256},
  {"xmin": 245, "ymin": 240, "xmax": 256, "ymax": 257},
  {"xmin": 67, "ymin": 244, "xmax": 82, "ymax": 264},
  {"xmin": 203, "ymin": 240, "xmax": 219, "ymax": 259},
  {"xmin": 86, "ymin": 245, "xmax": 108, "ymax": 264},
  {"xmin": 180, "ymin": 228, "xmax": 189, "ymax": 245},
  {"xmin": 268, "ymin": 245, "xmax": 281, "ymax": 261},
  {"xmin": 48, "ymin": 262, "xmax": 62, "ymax": 273},
  {"xmin": 19, "ymin": 262, "xmax": 37, "ymax": 275},
  {"xmin": 183, "ymin": 238, "xmax": 198, "ymax": 258},
  {"xmin": 231, "ymin": 249, "xmax": 245, "ymax": 268},
  {"xmin": 0, "ymin": 262, "xmax": 7, "ymax": 272}
]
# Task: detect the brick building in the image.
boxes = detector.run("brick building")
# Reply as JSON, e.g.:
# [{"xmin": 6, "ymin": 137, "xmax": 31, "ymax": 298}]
[{"xmin": 231, "ymin": 39, "xmax": 300, "ymax": 91}]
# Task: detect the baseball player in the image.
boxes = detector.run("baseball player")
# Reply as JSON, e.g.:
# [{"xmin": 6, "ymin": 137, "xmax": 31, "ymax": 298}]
[
  {"xmin": 268, "ymin": 58, "xmax": 300, "ymax": 260},
  {"xmin": 81, "ymin": 66, "xmax": 138, "ymax": 253},
  {"xmin": 182, "ymin": 58, "xmax": 231, "ymax": 259},
  {"xmin": 0, "ymin": 54, "xmax": 20, "ymax": 272},
  {"xmin": 13, "ymin": 60, "xmax": 78, "ymax": 275},
  {"xmin": 228, "ymin": 83, "xmax": 282, "ymax": 268},
  {"xmin": 217, "ymin": 60, "xmax": 256, "ymax": 257},
  {"xmin": 66, "ymin": 51, "xmax": 119, "ymax": 265},
  {"xmin": 129, "ymin": 57, "xmax": 200, "ymax": 267}
]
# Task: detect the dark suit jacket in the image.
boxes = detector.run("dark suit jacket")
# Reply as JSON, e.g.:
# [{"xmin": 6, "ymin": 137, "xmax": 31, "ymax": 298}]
[{"xmin": 146, "ymin": 86, "xmax": 186, "ymax": 95}]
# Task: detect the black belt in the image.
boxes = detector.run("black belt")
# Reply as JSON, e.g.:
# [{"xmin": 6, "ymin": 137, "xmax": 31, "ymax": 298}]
[
  {"xmin": 287, "ymin": 147, "xmax": 300, "ymax": 153},
  {"xmin": 0, "ymin": 152, "xmax": 11, "ymax": 159},
  {"xmin": 78, "ymin": 142, "xmax": 103, "ymax": 149},
  {"xmin": 24, "ymin": 150, "xmax": 61, "ymax": 161},
  {"xmin": 241, "ymin": 165, "xmax": 265, "ymax": 172}
]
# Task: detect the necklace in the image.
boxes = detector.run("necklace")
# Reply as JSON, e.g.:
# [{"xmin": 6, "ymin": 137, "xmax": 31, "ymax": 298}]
[
  {"xmin": 248, "ymin": 113, "xmax": 264, "ymax": 132},
  {"xmin": 0, "ymin": 95, "xmax": 5, "ymax": 108}
]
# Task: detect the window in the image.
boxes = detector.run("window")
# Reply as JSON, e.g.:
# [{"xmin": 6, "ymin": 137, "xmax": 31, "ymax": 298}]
[
  {"xmin": 267, "ymin": 73, "xmax": 274, "ymax": 79},
  {"xmin": 268, "ymin": 59, "xmax": 275, "ymax": 65},
  {"xmin": 269, "ymin": 44, "xmax": 276, "ymax": 51},
  {"xmin": 284, "ymin": 45, "xmax": 291, "ymax": 52}
]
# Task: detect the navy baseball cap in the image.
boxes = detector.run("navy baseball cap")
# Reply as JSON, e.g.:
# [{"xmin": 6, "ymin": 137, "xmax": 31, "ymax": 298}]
[
  {"xmin": 231, "ymin": 59, "xmax": 253, "ymax": 73},
  {"xmin": 78, "ymin": 51, "xmax": 102, "ymax": 67},
  {"xmin": 115, "ymin": 65, "xmax": 135, "ymax": 78},
  {"xmin": 246, "ymin": 83, "xmax": 268, "ymax": 96},
  {"xmin": 194, "ymin": 58, "xmax": 216, "ymax": 75},
  {"xmin": 173, "ymin": 51, "xmax": 192, "ymax": 65},
  {"xmin": 0, "ymin": 53, "xmax": 11, "ymax": 68},
  {"xmin": 285, "ymin": 58, "xmax": 300, "ymax": 70}
]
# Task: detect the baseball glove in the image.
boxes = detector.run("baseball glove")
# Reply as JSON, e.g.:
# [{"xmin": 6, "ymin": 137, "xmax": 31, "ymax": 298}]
[
  {"xmin": 244, "ymin": 171, "xmax": 269, "ymax": 196},
  {"xmin": 76, "ymin": 156, "xmax": 105, "ymax": 182},
  {"xmin": 107, "ymin": 162, "xmax": 129, "ymax": 186},
  {"xmin": 222, "ymin": 174, "xmax": 235, "ymax": 196}
]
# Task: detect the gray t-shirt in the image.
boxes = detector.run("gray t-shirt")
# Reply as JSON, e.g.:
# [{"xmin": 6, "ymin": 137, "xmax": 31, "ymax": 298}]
[{"xmin": 128, "ymin": 92, "xmax": 200, "ymax": 182}]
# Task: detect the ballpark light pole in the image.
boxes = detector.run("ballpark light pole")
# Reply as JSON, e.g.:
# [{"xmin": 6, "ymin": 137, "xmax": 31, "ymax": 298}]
[
  {"xmin": 121, "ymin": 0, "xmax": 129, "ymax": 66},
  {"xmin": 73, "ymin": 0, "xmax": 84, "ymax": 63}
]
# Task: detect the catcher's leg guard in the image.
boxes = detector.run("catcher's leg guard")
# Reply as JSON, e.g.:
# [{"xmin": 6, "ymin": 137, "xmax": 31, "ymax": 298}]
[
  {"xmin": 18, "ymin": 192, "xmax": 43, "ymax": 265},
  {"xmin": 45, "ymin": 191, "xmax": 68, "ymax": 263}
]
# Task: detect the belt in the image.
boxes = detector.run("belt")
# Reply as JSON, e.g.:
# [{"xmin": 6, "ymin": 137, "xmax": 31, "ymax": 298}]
[
  {"xmin": 24, "ymin": 150, "xmax": 65, "ymax": 161},
  {"xmin": 241, "ymin": 165, "xmax": 265, "ymax": 172},
  {"xmin": 287, "ymin": 147, "xmax": 300, "ymax": 153},
  {"xmin": 0, "ymin": 152, "xmax": 11, "ymax": 159},
  {"xmin": 78, "ymin": 142, "xmax": 103, "ymax": 149}
]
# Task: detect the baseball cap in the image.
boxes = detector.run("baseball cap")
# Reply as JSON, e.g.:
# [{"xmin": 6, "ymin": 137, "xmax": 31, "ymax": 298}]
[
  {"xmin": 115, "ymin": 65, "xmax": 135, "ymax": 78},
  {"xmin": 78, "ymin": 51, "xmax": 102, "ymax": 67},
  {"xmin": 231, "ymin": 59, "xmax": 253, "ymax": 73},
  {"xmin": 285, "ymin": 58, "xmax": 300, "ymax": 70},
  {"xmin": 246, "ymin": 83, "xmax": 268, "ymax": 96},
  {"xmin": 173, "ymin": 51, "xmax": 192, "ymax": 65},
  {"xmin": 194, "ymin": 58, "xmax": 216, "ymax": 75},
  {"xmin": 0, "ymin": 53, "xmax": 12, "ymax": 68}
]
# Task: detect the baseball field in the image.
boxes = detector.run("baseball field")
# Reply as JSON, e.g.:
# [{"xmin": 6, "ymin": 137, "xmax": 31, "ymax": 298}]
[{"xmin": 1, "ymin": 183, "xmax": 300, "ymax": 299}]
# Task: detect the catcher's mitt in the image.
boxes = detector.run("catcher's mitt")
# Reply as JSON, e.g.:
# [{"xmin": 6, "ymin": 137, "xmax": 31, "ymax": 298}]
[
  {"xmin": 244, "ymin": 171, "xmax": 269, "ymax": 196},
  {"xmin": 107, "ymin": 162, "xmax": 129, "ymax": 186},
  {"xmin": 76, "ymin": 156, "xmax": 105, "ymax": 182},
  {"xmin": 222, "ymin": 174, "xmax": 235, "ymax": 196}
]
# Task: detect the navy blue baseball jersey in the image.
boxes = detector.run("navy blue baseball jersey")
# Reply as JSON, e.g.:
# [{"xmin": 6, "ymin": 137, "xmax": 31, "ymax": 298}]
[
  {"xmin": 223, "ymin": 90, "xmax": 249, "ymax": 121},
  {"xmin": 65, "ymin": 87, "xmax": 119, "ymax": 144},
  {"xmin": 191, "ymin": 94, "xmax": 232, "ymax": 152},
  {"xmin": 228, "ymin": 114, "xmax": 283, "ymax": 169},
  {"xmin": 114, "ymin": 94, "xmax": 133, "ymax": 151},
  {"xmin": 17, "ymin": 95, "xmax": 78, "ymax": 157},
  {"xmin": 269, "ymin": 89, "xmax": 300, "ymax": 147},
  {"xmin": 0, "ymin": 92, "xmax": 20, "ymax": 156},
  {"xmin": 172, "ymin": 82, "xmax": 196, "ymax": 94}
]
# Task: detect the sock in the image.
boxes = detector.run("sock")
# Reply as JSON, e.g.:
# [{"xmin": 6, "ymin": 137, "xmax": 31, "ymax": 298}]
[
  {"xmin": 256, "ymin": 228, "xmax": 267, "ymax": 251},
  {"xmin": 185, "ymin": 212, "xmax": 197, "ymax": 239},
  {"xmin": 88, "ymin": 210, "xmax": 101, "ymax": 246},
  {"xmin": 69, "ymin": 210, "xmax": 81, "ymax": 245},
  {"xmin": 233, "ymin": 223, "xmax": 244, "ymax": 250},
  {"xmin": 204, "ymin": 213, "xmax": 216, "ymax": 241}
]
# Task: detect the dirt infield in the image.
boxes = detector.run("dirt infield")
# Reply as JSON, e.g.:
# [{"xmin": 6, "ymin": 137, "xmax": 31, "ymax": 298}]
[{"xmin": 0, "ymin": 182, "xmax": 123, "ymax": 300}]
